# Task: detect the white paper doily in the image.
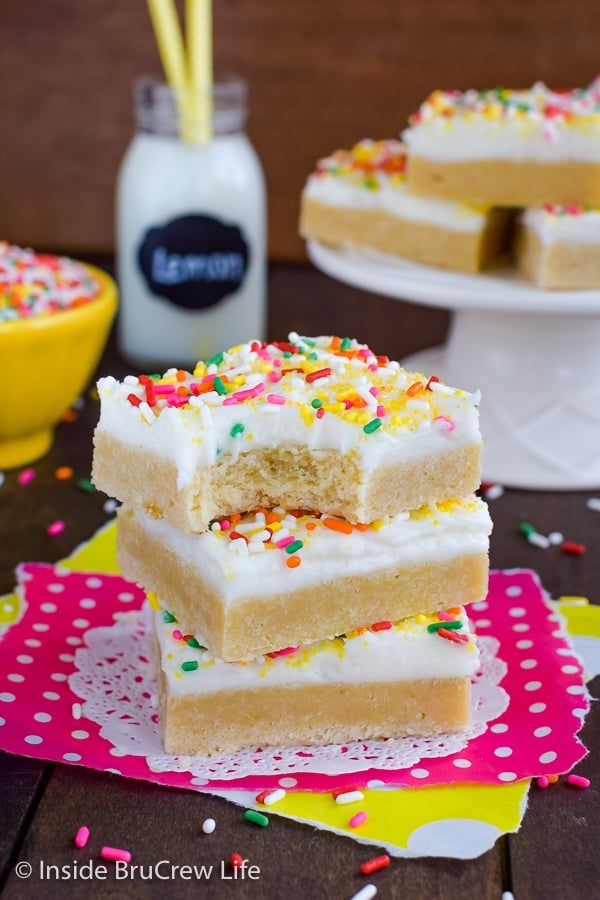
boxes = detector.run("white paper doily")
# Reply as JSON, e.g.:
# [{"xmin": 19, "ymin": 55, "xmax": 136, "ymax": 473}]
[{"xmin": 70, "ymin": 605, "xmax": 508, "ymax": 783}]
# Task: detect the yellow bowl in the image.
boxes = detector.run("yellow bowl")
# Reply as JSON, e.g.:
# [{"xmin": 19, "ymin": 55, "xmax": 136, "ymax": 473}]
[{"xmin": 0, "ymin": 264, "xmax": 118, "ymax": 469}]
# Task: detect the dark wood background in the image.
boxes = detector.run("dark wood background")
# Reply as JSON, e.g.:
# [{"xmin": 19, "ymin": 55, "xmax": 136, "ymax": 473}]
[{"xmin": 1, "ymin": 0, "xmax": 600, "ymax": 260}]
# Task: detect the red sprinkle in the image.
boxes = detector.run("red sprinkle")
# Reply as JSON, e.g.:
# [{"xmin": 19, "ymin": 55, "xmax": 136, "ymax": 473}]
[
  {"xmin": 332, "ymin": 785, "xmax": 360, "ymax": 799},
  {"xmin": 371, "ymin": 621, "xmax": 393, "ymax": 631},
  {"xmin": 256, "ymin": 790, "xmax": 270, "ymax": 804},
  {"xmin": 316, "ymin": 407, "xmax": 325, "ymax": 419},
  {"xmin": 426, "ymin": 375, "xmax": 440, "ymax": 390},
  {"xmin": 127, "ymin": 393, "xmax": 141, "ymax": 407},
  {"xmin": 437, "ymin": 628, "xmax": 470, "ymax": 645},
  {"xmin": 306, "ymin": 367, "xmax": 332, "ymax": 383},
  {"xmin": 229, "ymin": 531, "xmax": 248, "ymax": 543},
  {"xmin": 360, "ymin": 854, "xmax": 390, "ymax": 875},
  {"xmin": 561, "ymin": 542, "xmax": 585, "ymax": 556}
]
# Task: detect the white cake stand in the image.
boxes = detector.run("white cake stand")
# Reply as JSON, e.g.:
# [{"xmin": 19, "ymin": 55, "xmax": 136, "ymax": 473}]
[{"xmin": 307, "ymin": 240, "xmax": 600, "ymax": 489}]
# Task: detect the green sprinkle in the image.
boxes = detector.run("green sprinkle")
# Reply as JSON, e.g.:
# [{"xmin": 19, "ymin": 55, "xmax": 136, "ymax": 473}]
[
  {"xmin": 363, "ymin": 418, "xmax": 382, "ymax": 434},
  {"xmin": 519, "ymin": 522, "xmax": 535, "ymax": 537},
  {"xmin": 181, "ymin": 660, "xmax": 199, "ymax": 672},
  {"xmin": 206, "ymin": 351, "xmax": 223, "ymax": 367},
  {"xmin": 283, "ymin": 351, "xmax": 292, "ymax": 358},
  {"xmin": 187, "ymin": 637, "xmax": 203, "ymax": 649},
  {"xmin": 340, "ymin": 337, "xmax": 352, "ymax": 351},
  {"xmin": 213, "ymin": 376, "xmax": 227, "ymax": 395},
  {"xmin": 311, "ymin": 398, "xmax": 323, "ymax": 409},
  {"xmin": 308, "ymin": 351, "xmax": 318, "ymax": 360},
  {"xmin": 427, "ymin": 620, "xmax": 463, "ymax": 633},
  {"xmin": 77, "ymin": 478, "xmax": 95, "ymax": 493},
  {"xmin": 147, "ymin": 373, "xmax": 161, "ymax": 380},
  {"xmin": 303, "ymin": 337, "xmax": 316, "ymax": 347},
  {"xmin": 244, "ymin": 810, "xmax": 269, "ymax": 827},
  {"xmin": 163, "ymin": 611, "xmax": 176, "ymax": 623},
  {"xmin": 230, "ymin": 423, "xmax": 245, "ymax": 438},
  {"xmin": 285, "ymin": 539, "xmax": 304, "ymax": 554}
]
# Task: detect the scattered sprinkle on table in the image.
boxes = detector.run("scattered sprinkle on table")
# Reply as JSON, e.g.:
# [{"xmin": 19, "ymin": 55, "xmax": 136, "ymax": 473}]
[
  {"xmin": 74, "ymin": 826, "xmax": 90, "ymax": 848},
  {"xmin": 244, "ymin": 809, "xmax": 269, "ymax": 827},
  {"xmin": 47, "ymin": 520, "xmax": 65, "ymax": 537},
  {"xmin": 230, "ymin": 853, "xmax": 243, "ymax": 869},
  {"xmin": 359, "ymin": 854, "xmax": 390, "ymax": 875},
  {"xmin": 78, "ymin": 478, "xmax": 96, "ymax": 493},
  {"xmin": 586, "ymin": 497, "xmax": 600, "ymax": 511},
  {"xmin": 18, "ymin": 468, "xmax": 35, "ymax": 486},
  {"xmin": 350, "ymin": 886, "xmax": 378, "ymax": 900},
  {"xmin": 100, "ymin": 846, "xmax": 131, "ymax": 863},
  {"xmin": 202, "ymin": 818, "xmax": 216, "ymax": 834},
  {"xmin": 567, "ymin": 774, "xmax": 590, "ymax": 788},
  {"xmin": 103, "ymin": 499, "xmax": 119, "ymax": 514},
  {"xmin": 55, "ymin": 466, "xmax": 74, "ymax": 480}
]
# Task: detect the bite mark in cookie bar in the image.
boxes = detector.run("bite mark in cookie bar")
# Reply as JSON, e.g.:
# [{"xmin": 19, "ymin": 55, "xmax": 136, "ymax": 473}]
[
  {"xmin": 155, "ymin": 605, "xmax": 480, "ymax": 755},
  {"xmin": 516, "ymin": 206, "xmax": 600, "ymax": 289},
  {"xmin": 93, "ymin": 335, "xmax": 482, "ymax": 531},
  {"xmin": 300, "ymin": 140, "xmax": 510, "ymax": 272},
  {"xmin": 118, "ymin": 497, "xmax": 491, "ymax": 661},
  {"xmin": 403, "ymin": 79, "xmax": 600, "ymax": 207}
]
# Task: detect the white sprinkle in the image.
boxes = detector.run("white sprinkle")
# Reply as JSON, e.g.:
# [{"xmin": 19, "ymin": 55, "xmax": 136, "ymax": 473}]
[
  {"xmin": 202, "ymin": 818, "xmax": 216, "ymax": 834},
  {"xmin": 138, "ymin": 401, "xmax": 154, "ymax": 423},
  {"xmin": 235, "ymin": 519, "xmax": 264, "ymax": 534},
  {"xmin": 501, "ymin": 893, "xmax": 515, "ymax": 900},
  {"xmin": 229, "ymin": 538, "xmax": 248, "ymax": 556},
  {"xmin": 200, "ymin": 405, "xmax": 213, "ymax": 428},
  {"xmin": 273, "ymin": 528, "xmax": 290, "ymax": 543},
  {"xmin": 528, "ymin": 532, "xmax": 550, "ymax": 549},
  {"xmin": 0, "ymin": 473, "xmax": 4, "ymax": 488},
  {"xmin": 350, "ymin": 885, "xmax": 377, "ymax": 900},
  {"xmin": 586, "ymin": 497, "xmax": 600, "ymax": 511},
  {"xmin": 548, "ymin": 531, "xmax": 564, "ymax": 545},
  {"xmin": 263, "ymin": 788, "xmax": 286, "ymax": 806},
  {"xmin": 72, "ymin": 702, "xmax": 82, "ymax": 720},
  {"xmin": 210, "ymin": 522, "xmax": 221, "ymax": 532},
  {"xmin": 103, "ymin": 499, "xmax": 119, "ymax": 514},
  {"xmin": 123, "ymin": 375, "xmax": 138, "ymax": 385},
  {"xmin": 335, "ymin": 790, "xmax": 364, "ymax": 805},
  {"xmin": 483, "ymin": 483, "xmax": 504, "ymax": 501},
  {"xmin": 249, "ymin": 529, "xmax": 271, "ymax": 543},
  {"xmin": 248, "ymin": 542, "xmax": 265, "ymax": 553}
]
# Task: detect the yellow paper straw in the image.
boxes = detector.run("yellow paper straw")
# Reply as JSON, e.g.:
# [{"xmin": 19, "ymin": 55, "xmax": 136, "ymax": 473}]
[
  {"xmin": 186, "ymin": 0, "xmax": 213, "ymax": 142},
  {"xmin": 146, "ymin": 0, "xmax": 192, "ymax": 141}
]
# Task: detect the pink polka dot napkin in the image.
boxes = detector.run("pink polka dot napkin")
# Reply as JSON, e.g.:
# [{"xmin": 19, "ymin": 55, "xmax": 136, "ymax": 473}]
[{"xmin": 0, "ymin": 565, "xmax": 589, "ymax": 793}]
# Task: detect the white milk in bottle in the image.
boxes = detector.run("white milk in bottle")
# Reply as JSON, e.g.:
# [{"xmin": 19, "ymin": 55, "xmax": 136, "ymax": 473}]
[{"xmin": 117, "ymin": 77, "xmax": 266, "ymax": 369}]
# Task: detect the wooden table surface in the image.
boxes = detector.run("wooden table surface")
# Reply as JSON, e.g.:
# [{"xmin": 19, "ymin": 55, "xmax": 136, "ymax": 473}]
[{"xmin": 0, "ymin": 263, "xmax": 598, "ymax": 899}]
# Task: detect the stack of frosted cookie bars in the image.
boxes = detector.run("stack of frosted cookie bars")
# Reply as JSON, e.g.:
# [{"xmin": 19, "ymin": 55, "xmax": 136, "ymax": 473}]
[
  {"xmin": 93, "ymin": 334, "xmax": 492, "ymax": 756},
  {"xmin": 300, "ymin": 76, "xmax": 600, "ymax": 288}
]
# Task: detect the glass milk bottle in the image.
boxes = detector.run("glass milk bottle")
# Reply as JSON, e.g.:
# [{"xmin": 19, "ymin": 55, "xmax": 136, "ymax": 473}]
[{"xmin": 117, "ymin": 77, "xmax": 266, "ymax": 369}]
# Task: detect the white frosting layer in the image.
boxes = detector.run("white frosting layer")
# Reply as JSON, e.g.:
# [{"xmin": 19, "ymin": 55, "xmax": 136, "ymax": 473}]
[
  {"xmin": 156, "ymin": 606, "xmax": 480, "ymax": 697},
  {"xmin": 127, "ymin": 497, "xmax": 491, "ymax": 604},
  {"xmin": 403, "ymin": 118, "xmax": 600, "ymax": 164},
  {"xmin": 95, "ymin": 335, "xmax": 482, "ymax": 490},
  {"xmin": 304, "ymin": 173, "xmax": 487, "ymax": 232},
  {"xmin": 521, "ymin": 208, "xmax": 600, "ymax": 245}
]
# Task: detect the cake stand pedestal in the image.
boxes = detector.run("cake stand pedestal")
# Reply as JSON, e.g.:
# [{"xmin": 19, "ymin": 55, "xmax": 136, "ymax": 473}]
[{"xmin": 308, "ymin": 240, "xmax": 600, "ymax": 490}]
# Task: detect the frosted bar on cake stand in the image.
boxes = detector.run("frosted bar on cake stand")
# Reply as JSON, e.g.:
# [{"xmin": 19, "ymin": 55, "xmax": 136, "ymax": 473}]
[{"xmin": 308, "ymin": 240, "xmax": 600, "ymax": 489}]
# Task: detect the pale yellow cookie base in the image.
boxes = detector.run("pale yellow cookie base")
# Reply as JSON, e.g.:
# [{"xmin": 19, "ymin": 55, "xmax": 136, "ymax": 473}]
[
  {"xmin": 118, "ymin": 505, "xmax": 488, "ymax": 661},
  {"xmin": 160, "ymin": 671, "xmax": 472, "ymax": 755},
  {"xmin": 407, "ymin": 156, "xmax": 600, "ymax": 208},
  {"xmin": 516, "ymin": 226, "xmax": 600, "ymax": 290},
  {"xmin": 299, "ymin": 197, "xmax": 510, "ymax": 273},
  {"xmin": 93, "ymin": 431, "xmax": 482, "ymax": 533}
]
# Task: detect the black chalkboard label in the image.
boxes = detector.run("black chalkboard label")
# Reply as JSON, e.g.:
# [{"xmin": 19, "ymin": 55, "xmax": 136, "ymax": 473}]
[{"xmin": 137, "ymin": 214, "xmax": 250, "ymax": 311}]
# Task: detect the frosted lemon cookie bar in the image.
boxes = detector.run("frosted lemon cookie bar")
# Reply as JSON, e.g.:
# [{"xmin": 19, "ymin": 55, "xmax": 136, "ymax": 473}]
[
  {"xmin": 155, "ymin": 604, "xmax": 480, "ymax": 755},
  {"xmin": 403, "ymin": 78, "xmax": 600, "ymax": 207},
  {"xmin": 93, "ymin": 335, "xmax": 482, "ymax": 532},
  {"xmin": 300, "ymin": 140, "xmax": 510, "ymax": 273},
  {"xmin": 516, "ymin": 205, "xmax": 600, "ymax": 289},
  {"xmin": 118, "ymin": 496, "xmax": 491, "ymax": 661}
]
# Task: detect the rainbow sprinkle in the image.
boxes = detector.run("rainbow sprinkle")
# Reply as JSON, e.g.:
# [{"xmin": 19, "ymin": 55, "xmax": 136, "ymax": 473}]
[{"xmin": 0, "ymin": 242, "xmax": 99, "ymax": 322}]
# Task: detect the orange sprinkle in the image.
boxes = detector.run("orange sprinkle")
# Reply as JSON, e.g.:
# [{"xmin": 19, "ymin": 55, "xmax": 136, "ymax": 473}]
[
  {"xmin": 230, "ymin": 513, "xmax": 241, "ymax": 524},
  {"xmin": 176, "ymin": 386, "xmax": 189, "ymax": 396},
  {"xmin": 354, "ymin": 523, "xmax": 368, "ymax": 531},
  {"xmin": 265, "ymin": 511, "xmax": 279, "ymax": 524},
  {"xmin": 60, "ymin": 408, "xmax": 78, "ymax": 423},
  {"xmin": 447, "ymin": 607, "xmax": 462, "ymax": 616},
  {"xmin": 331, "ymin": 336, "xmax": 341, "ymax": 350},
  {"xmin": 305, "ymin": 522, "xmax": 317, "ymax": 531},
  {"xmin": 54, "ymin": 466, "xmax": 73, "ymax": 480},
  {"xmin": 351, "ymin": 396, "xmax": 367, "ymax": 408},
  {"xmin": 176, "ymin": 370, "xmax": 187, "ymax": 381},
  {"xmin": 322, "ymin": 517, "xmax": 353, "ymax": 534},
  {"xmin": 547, "ymin": 774, "xmax": 560, "ymax": 784},
  {"xmin": 287, "ymin": 555, "xmax": 301, "ymax": 568},
  {"xmin": 407, "ymin": 380, "xmax": 424, "ymax": 396}
]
